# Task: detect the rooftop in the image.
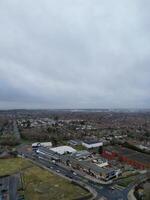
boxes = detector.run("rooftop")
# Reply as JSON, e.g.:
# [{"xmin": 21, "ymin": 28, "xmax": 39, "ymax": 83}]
[
  {"xmin": 83, "ymin": 140, "xmax": 102, "ymax": 145},
  {"xmin": 104, "ymin": 146, "xmax": 150, "ymax": 165},
  {"xmin": 50, "ymin": 146, "xmax": 76, "ymax": 155},
  {"xmin": 80, "ymin": 160, "xmax": 114, "ymax": 174},
  {"xmin": 71, "ymin": 150, "xmax": 91, "ymax": 159}
]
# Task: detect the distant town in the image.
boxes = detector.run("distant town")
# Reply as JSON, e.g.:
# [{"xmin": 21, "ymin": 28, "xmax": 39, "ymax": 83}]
[{"xmin": 0, "ymin": 109, "xmax": 150, "ymax": 200}]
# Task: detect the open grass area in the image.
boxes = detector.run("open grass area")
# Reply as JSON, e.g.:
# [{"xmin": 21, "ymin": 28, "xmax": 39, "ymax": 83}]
[
  {"xmin": 23, "ymin": 166, "xmax": 90, "ymax": 200},
  {"xmin": 117, "ymin": 176, "xmax": 135, "ymax": 187},
  {"xmin": 0, "ymin": 158, "xmax": 33, "ymax": 176},
  {"xmin": 74, "ymin": 145, "xmax": 87, "ymax": 151},
  {"xmin": 0, "ymin": 158, "xmax": 90, "ymax": 200}
]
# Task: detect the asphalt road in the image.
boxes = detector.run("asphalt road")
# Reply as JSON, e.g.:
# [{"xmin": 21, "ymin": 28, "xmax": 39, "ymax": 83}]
[
  {"xmin": 13, "ymin": 120, "xmax": 20, "ymax": 140},
  {"xmin": 0, "ymin": 174, "xmax": 19, "ymax": 200},
  {"xmin": 19, "ymin": 149, "xmax": 135, "ymax": 200},
  {"xmin": 9, "ymin": 175, "xmax": 19, "ymax": 200}
]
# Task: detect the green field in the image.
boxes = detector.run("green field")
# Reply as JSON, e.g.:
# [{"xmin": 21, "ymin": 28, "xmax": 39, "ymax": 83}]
[
  {"xmin": 117, "ymin": 176, "xmax": 135, "ymax": 187},
  {"xmin": 74, "ymin": 145, "xmax": 87, "ymax": 151},
  {"xmin": 0, "ymin": 158, "xmax": 90, "ymax": 200},
  {"xmin": 0, "ymin": 158, "xmax": 33, "ymax": 176}
]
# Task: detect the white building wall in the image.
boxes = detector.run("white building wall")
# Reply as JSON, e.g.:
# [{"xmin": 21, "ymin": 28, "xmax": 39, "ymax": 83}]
[{"xmin": 82, "ymin": 142, "xmax": 103, "ymax": 149}]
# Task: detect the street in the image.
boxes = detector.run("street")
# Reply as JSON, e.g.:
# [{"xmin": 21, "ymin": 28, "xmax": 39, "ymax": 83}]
[{"xmin": 19, "ymin": 150, "xmax": 134, "ymax": 200}]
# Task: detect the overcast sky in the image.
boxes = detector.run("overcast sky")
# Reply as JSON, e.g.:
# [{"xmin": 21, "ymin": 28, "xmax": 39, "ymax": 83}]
[{"xmin": 0, "ymin": 0, "xmax": 150, "ymax": 109}]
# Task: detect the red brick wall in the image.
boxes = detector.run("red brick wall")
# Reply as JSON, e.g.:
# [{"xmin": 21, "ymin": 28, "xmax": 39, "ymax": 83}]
[
  {"xmin": 119, "ymin": 155, "xmax": 145, "ymax": 169},
  {"xmin": 102, "ymin": 150, "xmax": 117, "ymax": 160},
  {"xmin": 102, "ymin": 150, "xmax": 149, "ymax": 169}
]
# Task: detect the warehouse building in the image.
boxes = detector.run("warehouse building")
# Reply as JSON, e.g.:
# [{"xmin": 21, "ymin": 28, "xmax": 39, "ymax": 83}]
[
  {"xmin": 35, "ymin": 146, "xmax": 117, "ymax": 182},
  {"xmin": 36, "ymin": 146, "xmax": 60, "ymax": 161},
  {"xmin": 68, "ymin": 139, "xmax": 81, "ymax": 146},
  {"xmin": 82, "ymin": 140, "xmax": 103, "ymax": 149},
  {"xmin": 65, "ymin": 158, "xmax": 117, "ymax": 181},
  {"xmin": 71, "ymin": 150, "xmax": 91, "ymax": 160},
  {"xmin": 102, "ymin": 146, "xmax": 150, "ymax": 169},
  {"xmin": 32, "ymin": 142, "xmax": 52, "ymax": 150},
  {"xmin": 50, "ymin": 146, "xmax": 76, "ymax": 155},
  {"xmin": 80, "ymin": 161, "xmax": 117, "ymax": 181}
]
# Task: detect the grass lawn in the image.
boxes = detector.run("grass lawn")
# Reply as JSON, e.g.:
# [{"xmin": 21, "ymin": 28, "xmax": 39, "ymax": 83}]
[
  {"xmin": 0, "ymin": 158, "xmax": 33, "ymax": 176},
  {"xmin": 24, "ymin": 166, "xmax": 90, "ymax": 200},
  {"xmin": 74, "ymin": 145, "xmax": 87, "ymax": 151},
  {"xmin": 117, "ymin": 176, "xmax": 135, "ymax": 187},
  {"xmin": 0, "ymin": 158, "xmax": 90, "ymax": 200}
]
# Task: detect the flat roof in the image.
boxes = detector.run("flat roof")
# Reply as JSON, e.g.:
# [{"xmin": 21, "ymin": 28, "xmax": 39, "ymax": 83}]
[
  {"xmin": 80, "ymin": 161, "xmax": 114, "ymax": 174},
  {"xmin": 71, "ymin": 150, "xmax": 91, "ymax": 158},
  {"xmin": 50, "ymin": 146, "xmax": 76, "ymax": 155},
  {"xmin": 32, "ymin": 142, "xmax": 52, "ymax": 147},
  {"xmin": 37, "ymin": 147, "xmax": 60, "ymax": 160},
  {"xmin": 127, "ymin": 152, "xmax": 150, "ymax": 165},
  {"xmin": 38, "ymin": 146, "xmax": 55, "ymax": 155},
  {"xmin": 104, "ymin": 146, "xmax": 150, "ymax": 165},
  {"xmin": 61, "ymin": 154, "xmax": 114, "ymax": 174},
  {"xmin": 83, "ymin": 140, "xmax": 102, "ymax": 145},
  {"xmin": 69, "ymin": 139, "xmax": 81, "ymax": 143}
]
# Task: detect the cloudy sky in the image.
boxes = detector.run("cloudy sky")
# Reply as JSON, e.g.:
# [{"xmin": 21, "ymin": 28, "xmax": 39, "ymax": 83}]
[{"xmin": 0, "ymin": 0, "xmax": 150, "ymax": 109}]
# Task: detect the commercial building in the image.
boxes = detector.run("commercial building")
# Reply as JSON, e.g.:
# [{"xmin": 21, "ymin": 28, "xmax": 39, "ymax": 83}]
[
  {"xmin": 102, "ymin": 146, "xmax": 118, "ymax": 160},
  {"xmin": 68, "ymin": 139, "xmax": 81, "ymax": 146},
  {"xmin": 65, "ymin": 158, "xmax": 117, "ymax": 181},
  {"xmin": 92, "ymin": 157, "xmax": 109, "ymax": 168},
  {"xmin": 82, "ymin": 140, "xmax": 103, "ymax": 149},
  {"xmin": 71, "ymin": 150, "xmax": 91, "ymax": 160},
  {"xmin": 36, "ymin": 146, "xmax": 60, "ymax": 161},
  {"xmin": 34, "ymin": 146, "xmax": 117, "ymax": 182},
  {"xmin": 80, "ymin": 161, "xmax": 117, "ymax": 181},
  {"xmin": 50, "ymin": 146, "xmax": 76, "ymax": 155},
  {"xmin": 102, "ymin": 146, "xmax": 150, "ymax": 169},
  {"xmin": 32, "ymin": 142, "xmax": 52, "ymax": 150}
]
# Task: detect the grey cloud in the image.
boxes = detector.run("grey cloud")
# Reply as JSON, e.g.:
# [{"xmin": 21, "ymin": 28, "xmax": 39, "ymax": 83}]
[{"xmin": 0, "ymin": 0, "xmax": 150, "ymax": 109}]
